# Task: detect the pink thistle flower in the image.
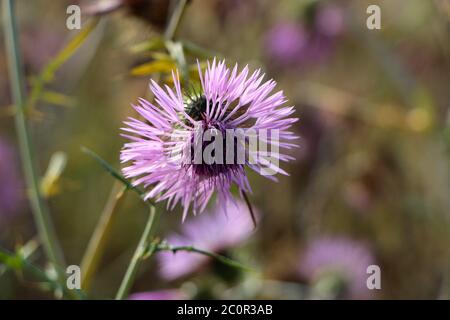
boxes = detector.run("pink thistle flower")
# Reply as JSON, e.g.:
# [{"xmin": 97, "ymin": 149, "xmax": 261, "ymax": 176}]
[
  {"xmin": 298, "ymin": 237, "xmax": 376, "ymax": 299},
  {"xmin": 158, "ymin": 200, "xmax": 257, "ymax": 281},
  {"xmin": 264, "ymin": 22, "xmax": 307, "ymax": 66},
  {"xmin": 120, "ymin": 59, "xmax": 298, "ymax": 219},
  {"xmin": 264, "ymin": 4, "xmax": 344, "ymax": 69}
]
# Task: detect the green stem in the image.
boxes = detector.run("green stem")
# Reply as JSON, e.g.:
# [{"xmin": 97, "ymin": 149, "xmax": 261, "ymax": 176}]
[
  {"xmin": 155, "ymin": 244, "xmax": 256, "ymax": 273},
  {"xmin": 115, "ymin": 205, "xmax": 158, "ymax": 300},
  {"xmin": 0, "ymin": 247, "xmax": 84, "ymax": 299},
  {"xmin": 80, "ymin": 182, "xmax": 127, "ymax": 291},
  {"xmin": 164, "ymin": 0, "xmax": 188, "ymax": 40},
  {"xmin": 2, "ymin": 0, "xmax": 65, "ymax": 269}
]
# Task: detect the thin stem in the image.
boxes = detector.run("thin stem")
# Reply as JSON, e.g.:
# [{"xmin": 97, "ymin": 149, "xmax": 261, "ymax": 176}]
[
  {"xmin": 164, "ymin": 0, "xmax": 188, "ymax": 40},
  {"xmin": 0, "ymin": 247, "xmax": 85, "ymax": 300},
  {"xmin": 242, "ymin": 190, "xmax": 257, "ymax": 228},
  {"xmin": 81, "ymin": 146, "xmax": 145, "ymax": 197},
  {"xmin": 115, "ymin": 205, "xmax": 158, "ymax": 300},
  {"xmin": 2, "ymin": 0, "xmax": 65, "ymax": 268},
  {"xmin": 80, "ymin": 182, "xmax": 127, "ymax": 291},
  {"xmin": 154, "ymin": 244, "xmax": 256, "ymax": 273},
  {"xmin": 80, "ymin": 147, "xmax": 156, "ymax": 294}
]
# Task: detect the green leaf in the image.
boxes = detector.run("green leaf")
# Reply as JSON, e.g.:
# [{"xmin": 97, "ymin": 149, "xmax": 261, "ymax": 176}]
[
  {"xmin": 130, "ymin": 37, "xmax": 166, "ymax": 54},
  {"xmin": 0, "ymin": 246, "xmax": 85, "ymax": 299},
  {"xmin": 181, "ymin": 40, "xmax": 220, "ymax": 59},
  {"xmin": 41, "ymin": 18, "xmax": 100, "ymax": 83},
  {"xmin": 0, "ymin": 248, "xmax": 55, "ymax": 287},
  {"xmin": 81, "ymin": 146, "xmax": 146, "ymax": 199},
  {"xmin": 166, "ymin": 40, "xmax": 188, "ymax": 82},
  {"xmin": 40, "ymin": 90, "xmax": 75, "ymax": 108},
  {"xmin": 28, "ymin": 18, "xmax": 100, "ymax": 110},
  {"xmin": 130, "ymin": 59, "xmax": 177, "ymax": 76},
  {"xmin": 153, "ymin": 242, "xmax": 257, "ymax": 273}
]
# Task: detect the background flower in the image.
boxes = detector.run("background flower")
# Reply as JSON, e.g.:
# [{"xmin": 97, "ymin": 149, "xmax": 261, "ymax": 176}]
[
  {"xmin": 298, "ymin": 237, "xmax": 375, "ymax": 299},
  {"xmin": 158, "ymin": 200, "xmax": 257, "ymax": 281},
  {"xmin": 264, "ymin": 3, "xmax": 344, "ymax": 69},
  {"xmin": 264, "ymin": 22, "xmax": 307, "ymax": 66}
]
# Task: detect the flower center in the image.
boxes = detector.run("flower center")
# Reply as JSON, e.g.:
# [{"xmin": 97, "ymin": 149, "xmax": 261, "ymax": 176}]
[
  {"xmin": 185, "ymin": 95, "xmax": 208, "ymax": 121},
  {"xmin": 186, "ymin": 122, "xmax": 243, "ymax": 178}
]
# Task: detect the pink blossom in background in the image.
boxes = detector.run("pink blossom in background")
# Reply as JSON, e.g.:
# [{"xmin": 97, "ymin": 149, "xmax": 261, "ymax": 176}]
[
  {"xmin": 298, "ymin": 237, "xmax": 375, "ymax": 299},
  {"xmin": 315, "ymin": 4, "xmax": 344, "ymax": 37},
  {"xmin": 264, "ymin": 4, "xmax": 344, "ymax": 69},
  {"xmin": 158, "ymin": 200, "xmax": 258, "ymax": 281},
  {"xmin": 265, "ymin": 22, "xmax": 307, "ymax": 65}
]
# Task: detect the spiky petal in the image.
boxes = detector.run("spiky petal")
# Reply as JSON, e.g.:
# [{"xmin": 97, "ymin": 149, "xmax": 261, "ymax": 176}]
[{"xmin": 120, "ymin": 59, "xmax": 298, "ymax": 219}]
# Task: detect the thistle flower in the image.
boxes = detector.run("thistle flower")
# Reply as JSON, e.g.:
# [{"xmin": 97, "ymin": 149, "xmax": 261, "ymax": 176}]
[
  {"xmin": 314, "ymin": 4, "xmax": 344, "ymax": 38},
  {"xmin": 298, "ymin": 237, "xmax": 375, "ymax": 299},
  {"xmin": 264, "ymin": 4, "xmax": 344, "ymax": 69},
  {"xmin": 264, "ymin": 22, "xmax": 307, "ymax": 66},
  {"xmin": 120, "ymin": 59, "xmax": 298, "ymax": 218},
  {"xmin": 158, "ymin": 200, "xmax": 257, "ymax": 280}
]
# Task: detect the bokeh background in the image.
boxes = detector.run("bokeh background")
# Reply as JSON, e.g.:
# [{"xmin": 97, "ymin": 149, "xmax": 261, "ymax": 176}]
[{"xmin": 1, "ymin": 0, "xmax": 450, "ymax": 299}]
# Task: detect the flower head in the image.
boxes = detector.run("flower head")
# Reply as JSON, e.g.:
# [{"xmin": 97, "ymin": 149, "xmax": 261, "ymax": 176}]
[
  {"xmin": 298, "ymin": 237, "xmax": 375, "ymax": 299},
  {"xmin": 264, "ymin": 22, "xmax": 307, "ymax": 65},
  {"xmin": 158, "ymin": 200, "xmax": 257, "ymax": 280},
  {"xmin": 314, "ymin": 4, "xmax": 344, "ymax": 37},
  {"xmin": 121, "ymin": 59, "xmax": 297, "ymax": 218},
  {"xmin": 264, "ymin": 4, "xmax": 344, "ymax": 69}
]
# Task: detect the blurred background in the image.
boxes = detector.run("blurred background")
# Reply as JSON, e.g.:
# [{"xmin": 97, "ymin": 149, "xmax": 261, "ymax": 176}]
[{"xmin": 0, "ymin": 0, "xmax": 450, "ymax": 299}]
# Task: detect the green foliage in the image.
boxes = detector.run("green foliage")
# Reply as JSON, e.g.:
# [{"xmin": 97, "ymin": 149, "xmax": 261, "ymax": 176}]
[
  {"xmin": 129, "ymin": 35, "xmax": 215, "ymax": 85},
  {"xmin": 0, "ymin": 244, "xmax": 85, "ymax": 299},
  {"xmin": 28, "ymin": 18, "xmax": 100, "ymax": 111},
  {"xmin": 81, "ymin": 146, "xmax": 146, "ymax": 198}
]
